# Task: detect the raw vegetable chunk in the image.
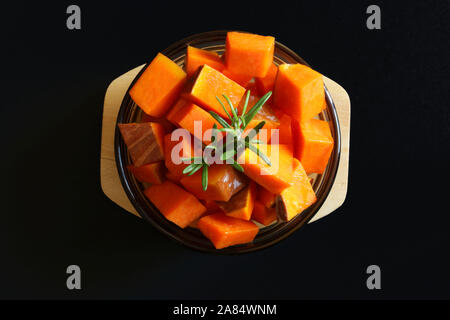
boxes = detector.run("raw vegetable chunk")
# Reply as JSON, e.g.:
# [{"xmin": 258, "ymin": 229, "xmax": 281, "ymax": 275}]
[
  {"xmin": 144, "ymin": 181, "xmax": 206, "ymax": 228},
  {"xmin": 184, "ymin": 65, "xmax": 246, "ymax": 119},
  {"xmin": 273, "ymin": 64, "xmax": 324, "ymax": 122},
  {"xmin": 129, "ymin": 53, "xmax": 186, "ymax": 117},
  {"xmin": 180, "ymin": 164, "xmax": 247, "ymax": 202},
  {"xmin": 166, "ymin": 99, "xmax": 221, "ymax": 143},
  {"xmin": 292, "ymin": 118, "xmax": 334, "ymax": 174},
  {"xmin": 118, "ymin": 122, "xmax": 165, "ymax": 167},
  {"xmin": 255, "ymin": 63, "xmax": 278, "ymax": 97},
  {"xmin": 252, "ymin": 201, "xmax": 277, "ymax": 226},
  {"xmin": 140, "ymin": 113, "xmax": 176, "ymax": 133},
  {"xmin": 270, "ymin": 112, "xmax": 294, "ymax": 153},
  {"xmin": 257, "ymin": 185, "xmax": 276, "ymax": 208},
  {"xmin": 198, "ymin": 213, "xmax": 259, "ymax": 249},
  {"xmin": 277, "ymin": 159, "xmax": 316, "ymax": 221},
  {"xmin": 127, "ymin": 162, "xmax": 165, "ymax": 184},
  {"xmin": 225, "ymin": 31, "xmax": 275, "ymax": 78},
  {"xmin": 185, "ymin": 46, "xmax": 225, "ymax": 77},
  {"xmin": 222, "ymin": 68, "xmax": 253, "ymax": 87},
  {"xmin": 163, "ymin": 132, "xmax": 200, "ymax": 180},
  {"xmin": 237, "ymin": 144, "xmax": 295, "ymax": 194},
  {"xmin": 240, "ymin": 93, "xmax": 280, "ymax": 143},
  {"xmin": 218, "ymin": 182, "xmax": 257, "ymax": 221}
]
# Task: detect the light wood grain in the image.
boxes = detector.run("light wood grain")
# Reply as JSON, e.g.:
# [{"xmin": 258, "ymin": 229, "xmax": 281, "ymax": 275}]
[{"xmin": 100, "ymin": 65, "xmax": 350, "ymax": 222}]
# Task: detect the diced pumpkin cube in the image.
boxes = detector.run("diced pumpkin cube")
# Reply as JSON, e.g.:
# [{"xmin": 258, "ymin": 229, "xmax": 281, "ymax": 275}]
[
  {"xmin": 269, "ymin": 112, "xmax": 294, "ymax": 154},
  {"xmin": 129, "ymin": 53, "xmax": 186, "ymax": 117},
  {"xmin": 139, "ymin": 113, "xmax": 176, "ymax": 133},
  {"xmin": 144, "ymin": 181, "xmax": 206, "ymax": 228},
  {"xmin": 185, "ymin": 46, "xmax": 225, "ymax": 77},
  {"xmin": 237, "ymin": 144, "xmax": 295, "ymax": 194},
  {"xmin": 198, "ymin": 213, "xmax": 259, "ymax": 249},
  {"xmin": 218, "ymin": 182, "xmax": 256, "ymax": 221},
  {"xmin": 180, "ymin": 165, "xmax": 247, "ymax": 202},
  {"xmin": 252, "ymin": 201, "xmax": 277, "ymax": 226},
  {"xmin": 201, "ymin": 199, "xmax": 223, "ymax": 214},
  {"xmin": 242, "ymin": 93, "xmax": 280, "ymax": 143},
  {"xmin": 222, "ymin": 68, "xmax": 253, "ymax": 87},
  {"xmin": 277, "ymin": 159, "xmax": 317, "ymax": 221},
  {"xmin": 257, "ymin": 185, "xmax": 276, "ymax": 208},
  {"xmin": 273, "ymin": 64, "xmax": 324, "ymax": 122},
  {"xmin": 184, "ymin": 65, "xmax": 246, "ymax": 119},
  {"xmin": 225, "ymin": 31, "xmax": 275, "ymax": 78},
  {"xmin": 118, "ymin": 122, "xmax": 165, "ymax": 167},
  {"xmin": 166, "ymin": 99, "xmax": 221, "ymax": 144},
  {"xmin": 127, "ymin": 162, "xmax": 165, "ymax": 184},
  {"xmin": 292, "ymin": 118, "xmax": 334, "ymax": 174},
  {"xmin": 255, "ymin": 63, "xmax": 278, "ymax": 98},
  {"xmin": 165, "ymin": 171, "xmax": 182, "ymax": 185},
  {"xmin": 163, "ymin": 131, "xmax": 201, "ymax": 180}
]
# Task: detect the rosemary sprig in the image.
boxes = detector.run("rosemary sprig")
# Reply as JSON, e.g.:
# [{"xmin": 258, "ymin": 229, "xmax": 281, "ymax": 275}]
[{"xmin": 182, "ymin": 90, "xmax": 272, "ymax": 191}]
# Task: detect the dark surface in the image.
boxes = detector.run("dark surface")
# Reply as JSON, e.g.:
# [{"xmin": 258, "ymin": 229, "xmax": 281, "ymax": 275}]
[{"xmin": 1, "ymin": 1, "xmax": 449, "ymax": 299}]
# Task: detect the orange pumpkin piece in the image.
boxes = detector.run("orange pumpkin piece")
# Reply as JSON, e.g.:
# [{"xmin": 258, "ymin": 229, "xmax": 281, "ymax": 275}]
[
  {"xmin": 180, "ymin": 165, "xmax": 247, "ymax": 202},
  {"xmin": 140, "ymin": 113, "xmax": 176, "ymax": 133},
  {"xmin": 184, "ymin": 65, "xmax": 246, "ymax": 119},
  {"xmin": 144, "ymin": 181, "xmax": 206, "ymax": 228},
  {"xmin": 189, "ymin": 200, "xmax": 222, "ymax": 229},
  {"xmin": 165, "ymin": 171, "xmax": 182, "ymax": 185},
  {"xmin": 222, "ymin": 68, "xmax": 253, "ymax": 87},
  {"xmin": 129, "ymin": 53, "xmax": 186, "ymax": 117},
  {"xmin": 237, "ymin": 144, "xmax": 295, "ymax": 194},
  {"xmin": 225, "ymin": 31, "xmax": 275, "ymax": 78},
  {"xmin": 257, "ymin": 185, "xmax": 276, "ymax": 208},
  {"xmin": 197, "ymin": 213, "xmax": 259, "ymax": 249},
  {"xmin": 201, "ymin": 200, "xmax": 223, "ymax": 213},
  {"xmin": 166, "ymin": 99, "xmax": 221, "ymax": 144},
  {"xmin": 255, "ymin": 63, "xmax": 278, "ymax": 97},
  {"xmin": 185, "ymin": 46, "xmax": 225, "ymax": 77},
  {"xmin": 127, "ymin": 162, "xmax": 165, "ymax": 184},
  {"xmin": 292, "ymin": 118, "xmax": 334, "ymax": 174},
  {"xmin": 242, "ymin": 93, "xmax": 280, "ymax": 143},
  {"xmin": 118, "ymin": 122, "xmax": 165, "ymax": 167},
  {"xmin": 273, "ymin": 63, "xmax": 324, "ymax": 122},
  {"xmin": 163, "ymin": 131, "xmax": 201, "ymax": 180},
  {"xmin": 277, "ymin": 159, "xmax": 317, "ymax": 221},
  {"xmin": 252, "ymin": 201, "xmax": 277, "ymax": 226},
  {"xmin": 218, "ymin": 182, "xmax": 257, "ymax": 221}
]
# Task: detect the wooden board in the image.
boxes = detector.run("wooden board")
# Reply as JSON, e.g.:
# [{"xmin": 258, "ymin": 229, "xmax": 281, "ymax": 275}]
[{"xmin": 100, "ymin": 64, "xmax": 351, "ymax": 222}]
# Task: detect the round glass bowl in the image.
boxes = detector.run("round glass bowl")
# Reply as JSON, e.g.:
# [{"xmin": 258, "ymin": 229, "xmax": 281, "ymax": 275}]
[{"xmin": 115, "ymin": 31, "xmax": 341, "ymax": 254}]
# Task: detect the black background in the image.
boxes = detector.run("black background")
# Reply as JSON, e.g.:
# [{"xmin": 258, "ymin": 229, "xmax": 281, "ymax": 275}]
[{"xmin": 1, "ymin": 1, "xmax": 449, "ymax": 299}]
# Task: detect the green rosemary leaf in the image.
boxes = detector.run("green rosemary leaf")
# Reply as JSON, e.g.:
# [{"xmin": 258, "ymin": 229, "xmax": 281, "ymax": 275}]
[
  {"xmin": 220, "ymin": 149, "xmax": 236, "ymax": 161},
  {"xmin": 250, "ymin": 139, "xmax": 265, "ymax": 145},
  {"xmin": 215, "ymin": 96, "xmax": 232, "ymax": 120},
  {"xmin": 202, "ymin": 165, "xmax": 208, "ymax": 191},
  {"xmin": 245, "ymin": 121, "xmax": 266, "ymax": 142},
  {"xmin": 218, "ymin": 127, "xmax": 237, "ymax": 134},
  {"xmin": 241, "ymin": 90, "xmax": 251, "ymax": 116},
  {"xmin": 180, "ymin": 156, "xmax": 203, "ymax": 162},
  {"xmin": 246, "ymin": 142, "xmax": 272, "ymax": 166},
  {"xmin": 232, "ymin": 162, "xmax": 244, "ymax": 172},
  {"xmin": 209, "ymin": 111, "xmax": 232, "ymax": 129},
  {"xmin": 223, "ymin": 94, "xmax": 238, "ymax": 121},
  {"xmin": 187, "ymin": 163, "xmax": 203, "ymax": 176},
  {"xmin": 183, "ymin": 163, "xmax": 200, "ymax": 174},
  {"xmin": 242, "ymin": 91, "xmax": 272, "ymax": 129}
]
